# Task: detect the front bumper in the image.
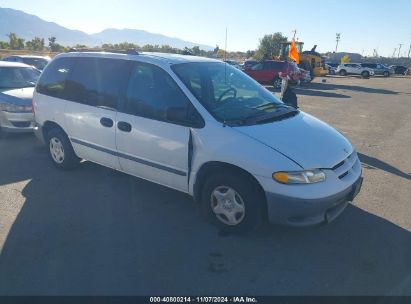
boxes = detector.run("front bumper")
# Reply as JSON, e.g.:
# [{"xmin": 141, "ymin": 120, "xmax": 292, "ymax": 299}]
[
  {"xmin": 265, "ymin": 176, "xmax": 363, "ymax": 227},
  {"xmin": 0, "ymin": 111, "xmax": 34, "ymax": 133}
]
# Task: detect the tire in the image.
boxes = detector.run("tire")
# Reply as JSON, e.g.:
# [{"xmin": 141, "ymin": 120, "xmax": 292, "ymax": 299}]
[
  {"xmin": 272, "ymin": 76, "xmax": 282, "ymax": 89},
  {"xmin": 339, "ymin": 70, "xmax": 347, "ymax": 76},
  {"xmin": 47, "ymin": 128, "xmax": 80, "ymax": 170},
  {"xmin": 383, "ymin": 71, "xmax": 389, "ymax": 77},
  {"xmin": 201, "ymin": 171, "xmax": 265, "ymax": 233},
  {"xmin": 361, "ymin": 71, "xmax": 370, "ymax": 79}
]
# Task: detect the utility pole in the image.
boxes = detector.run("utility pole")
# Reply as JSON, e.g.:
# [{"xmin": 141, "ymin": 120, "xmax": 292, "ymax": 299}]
[
  {"xmin": 408, "ymin": 34, "xmax": 411, "ymax": 58},
  {"xmin": 292, "ymin": 29, "xmax": 297, "ymax": 40},
  {"xmin": 398, "ymin": 44, "xmax": 403, "ymax": 58},
  {"xmin": 392, "ymin": 48, "xmax": 397, "ymax": 58},
  {"xmin": 335, "ymin": 33, "xmax": 341, "ymax": 53}
]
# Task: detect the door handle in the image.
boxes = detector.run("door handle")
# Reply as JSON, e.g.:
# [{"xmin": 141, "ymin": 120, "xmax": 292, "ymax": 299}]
[
  {"xmin": 100, "ymin": 117, "xmax": 114, "ymax": 128},
  {"xmin": 117, "ymin": 121, "xmax": 132, "ymax": 132}
]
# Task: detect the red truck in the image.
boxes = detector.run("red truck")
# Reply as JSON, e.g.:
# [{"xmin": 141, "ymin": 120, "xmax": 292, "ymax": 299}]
[{"xmin": 244, "ymin": 60, "xmax": 301, "ymax": 89}]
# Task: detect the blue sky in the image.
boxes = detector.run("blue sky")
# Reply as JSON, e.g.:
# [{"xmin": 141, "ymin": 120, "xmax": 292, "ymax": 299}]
[{"xmin": 0, "ymin": 0, "xmax": 410, "ymax": 56}]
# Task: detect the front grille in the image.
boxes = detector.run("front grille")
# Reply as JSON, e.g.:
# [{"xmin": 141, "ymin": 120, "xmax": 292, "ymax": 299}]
[
  {"xmin": 10, "ymin": 121, "xmax": 31, "ymax": 128},
  {"xmin": 332, "ymin": 152, "xmax": 360, "ymax": 180}
]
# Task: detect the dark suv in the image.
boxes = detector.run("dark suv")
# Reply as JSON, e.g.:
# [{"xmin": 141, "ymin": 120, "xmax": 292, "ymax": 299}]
[
  {"xmin": 244, "ymin": 60, "xmax": 301, "ymax": 88},
  {"xmin": 360, "ymin": 63, "xmax": 393, "ymax": 77}
]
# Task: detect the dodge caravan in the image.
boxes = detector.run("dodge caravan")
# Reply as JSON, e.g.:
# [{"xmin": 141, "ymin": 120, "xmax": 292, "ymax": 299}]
[{"xmin": 33, "ymin": 51, "xmax": 363, "ymax": 232}]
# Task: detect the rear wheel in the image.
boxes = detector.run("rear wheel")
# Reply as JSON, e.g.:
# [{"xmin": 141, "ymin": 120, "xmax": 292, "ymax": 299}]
[
  {"xmin": 361, "ymin": 71, "xmax": 370, "ymax": 78},
  {"xmin": 383, "ymin": 71, "xmax": 389, "ymax": 77},
  {"xmin": 339, "ymin": 70, "xmax": 347, "ymax": 76},
  {"xmin": 201, "ymin": 171, "xmax": 265, "ymax": 233},
  {"xmin": 47, "ymin": 128, "xmax": 80, "ymax": 170}
]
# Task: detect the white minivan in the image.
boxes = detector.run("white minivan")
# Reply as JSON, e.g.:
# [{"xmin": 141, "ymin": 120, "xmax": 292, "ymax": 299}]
[{"xmin": 33, "ymin": 51, "xmax": 363, "ymax": 232}]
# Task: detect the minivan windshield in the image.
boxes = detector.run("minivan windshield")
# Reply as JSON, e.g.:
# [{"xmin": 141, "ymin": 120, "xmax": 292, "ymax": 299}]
[{"xmin": 172, "ymin": 62, "xmax": 298, "ymax": 126}]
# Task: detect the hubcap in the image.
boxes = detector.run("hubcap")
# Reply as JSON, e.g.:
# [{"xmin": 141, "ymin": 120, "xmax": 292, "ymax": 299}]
[
  {"xmin": 210, "ymin": 186, "xmax": 246, "ymax": 226},
  {"xmin": 49, "ymin": 137, "xmax": 65, "ymax": 164}
]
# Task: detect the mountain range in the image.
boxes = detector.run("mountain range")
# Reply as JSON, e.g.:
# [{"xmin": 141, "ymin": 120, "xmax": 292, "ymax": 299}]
[{"xmin": 0, "ymin": 7, "xmax": 213, "ymax": 50}]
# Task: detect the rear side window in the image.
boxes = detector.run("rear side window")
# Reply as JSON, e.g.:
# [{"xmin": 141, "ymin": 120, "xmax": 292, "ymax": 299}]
[
  {"xmin": 37, "ymin": 57, "xmax": 73, "ymax": 98},
  {"xmin": 64, "ymin": 58, "xmax": 131, "ymax": 109}
]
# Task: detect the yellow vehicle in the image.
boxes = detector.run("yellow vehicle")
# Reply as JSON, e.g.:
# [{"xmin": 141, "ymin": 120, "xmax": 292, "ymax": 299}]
[{"xmin": 280, "ymin": 42, "xmax": 328, "ymax": 78}]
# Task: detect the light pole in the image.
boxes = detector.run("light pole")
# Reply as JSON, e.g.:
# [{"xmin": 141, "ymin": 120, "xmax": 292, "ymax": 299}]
[
  {"xmin": 398, "ymin": 44, "xmax": 403, "ymax": 58},
  {"xmin": 408, "ymin": 34, "xmax": 411, "ymax": 58},
  {"xmin": 335, "ymin": 33, "xmax": 341, "ymax": 53}
]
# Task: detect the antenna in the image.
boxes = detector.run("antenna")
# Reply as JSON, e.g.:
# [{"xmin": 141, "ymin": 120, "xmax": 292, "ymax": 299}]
[{"xmin": 224, "ymin": 28, "xmax": 228, "ymax": 62}]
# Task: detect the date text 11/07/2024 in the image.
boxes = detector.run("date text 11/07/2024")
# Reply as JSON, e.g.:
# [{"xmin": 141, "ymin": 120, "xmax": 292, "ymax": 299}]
[{"xmin": 149, "ymin": 297, "xmax": 258, "ymax": 303}]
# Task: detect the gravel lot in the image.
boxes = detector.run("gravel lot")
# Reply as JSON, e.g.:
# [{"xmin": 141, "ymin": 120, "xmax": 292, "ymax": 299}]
[{"xmin": 0, "ymin": 76, "xmax": 410, "ymax": 295}]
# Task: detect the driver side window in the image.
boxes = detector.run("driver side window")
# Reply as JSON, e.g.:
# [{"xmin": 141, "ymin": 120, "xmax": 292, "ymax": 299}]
[{"xmin": 123, "ymin": 62, "xmax": 202, "ymax": 126}]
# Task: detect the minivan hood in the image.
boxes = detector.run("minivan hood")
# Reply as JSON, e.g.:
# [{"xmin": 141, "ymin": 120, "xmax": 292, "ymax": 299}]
[
  {"xmin": 233, "ymin": 112, "xmax": 353, "ymax": 169},
  {"xmin": 0, "ymin": 87, "xmax": 34, "ymax": 106}
]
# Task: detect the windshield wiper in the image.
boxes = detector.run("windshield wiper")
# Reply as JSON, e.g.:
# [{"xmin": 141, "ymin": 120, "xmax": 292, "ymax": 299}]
[
  {"xmin": 239, "ymin": 108, "xmax": 298, "ymax": 125},
  {"xmin": 254, "ymin": 108, "xmax": 299, "ymax": 124},
  {"xmin": 254, "ymin": 103, "xmax": 288, "ymax": 110}
]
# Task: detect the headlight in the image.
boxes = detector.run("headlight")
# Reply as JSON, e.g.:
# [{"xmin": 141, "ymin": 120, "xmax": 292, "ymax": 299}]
[
  {"xmin": 0, "ymin": 103, "xmax": 32, "ymax": 113},
  {"xmin": 273, "ymin": 169, "xmax": 326, "ymax": 184}
]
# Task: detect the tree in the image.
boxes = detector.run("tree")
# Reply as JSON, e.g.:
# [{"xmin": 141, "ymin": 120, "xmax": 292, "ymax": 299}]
[
  {"xmin": 7, "ymin": 33, "xmax": 25, "ymax": 50},
  {"xmin": 0, "ymin": 41, "xmax": 10, "ymax": 49},
  {"xmin": 255, "ymin": 32, "xmax": 287, "ymax": 60},
  {"xmin": 73, "ymin": 44, "xmax": 87, "ymax": 49},
  {"xmin": 246, "ymin": 50, "xmax": 256, "ymax": 59},
  {"xmin": 191, "ymin": 46, "xmax": 201, "ymax": 56},
  {"xmin": 26, "ymin": 37, "xmax": 45, "ymax": 51},
  {"xmin": 48, "ymin": 36, "xmax": 65, "ymax": 52},
  {"xmin": 217, "ymin": 49, "xmax": 226, "ymax": 59},
  {"xmin": 118, "ymin": 42, "xmax": 139, "ymax": 50}
]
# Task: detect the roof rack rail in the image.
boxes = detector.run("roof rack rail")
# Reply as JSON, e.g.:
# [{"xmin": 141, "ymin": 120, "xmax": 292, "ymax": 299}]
[{"xmin": 68, "ymin": 48, "xmax": 139, "ymax": 55}]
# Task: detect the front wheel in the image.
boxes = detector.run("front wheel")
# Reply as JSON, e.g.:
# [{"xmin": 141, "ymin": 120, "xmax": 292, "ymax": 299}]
[
  {"xmin": 201, "ymin": 172, "xmax": 265, "ymax": 233},
  {"xmin": 47, "ymin": 128, "xmax": 80, "ymax": 170},
  {"xmin": 361, "ymin": 71, "xmax": 370, "ymax": 78},
  {"xmin": 339, "ymin": 70, "xmax": 347, "ymax": 76}
]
